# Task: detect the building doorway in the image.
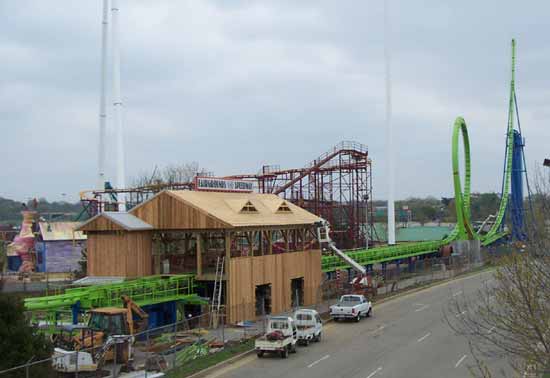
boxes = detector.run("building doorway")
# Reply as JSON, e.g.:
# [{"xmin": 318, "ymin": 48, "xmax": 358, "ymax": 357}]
[
  {"xmin": 291, "ymin": 277, "xmax": 304, "ymax": 308},
  {"xmin": 255, "ymin": 284, "xmax": 272, "ymax": 316}
]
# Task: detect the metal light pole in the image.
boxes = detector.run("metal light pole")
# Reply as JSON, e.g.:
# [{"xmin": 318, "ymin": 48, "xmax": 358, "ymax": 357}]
[
  {"xmin": 384, "ymin": 0, "xmax": 396, "ymax": 245},
  {"xmin": 364, "ymin": 194, "xmax": 369, "ymax": 250},
  {"xmin": 97, "ymin": 0, "xmax": 109, "ymax": 190},
  {"xmin": 111, "ymin": 0, "xmax": 126, "ymax": 211}
]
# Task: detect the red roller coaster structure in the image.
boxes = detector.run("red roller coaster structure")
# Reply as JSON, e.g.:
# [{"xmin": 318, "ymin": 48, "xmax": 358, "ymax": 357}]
[{"xmin": 227, "ymin": 141, "xmax": 375, "ymax": 249}]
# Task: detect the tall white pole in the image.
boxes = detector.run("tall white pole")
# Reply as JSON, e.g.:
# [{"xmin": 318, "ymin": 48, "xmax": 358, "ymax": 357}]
[
  {"xmin": 365, "ymin": 198, "xmax": 369, "ymax": 250},
  {"xmin": 97, "ymin": 0, "xmax": 109, "ymax": 191},
  {"xmin": 385, "ymin": 0, "xmax": 396, "ymax": 245},
  {"xmin": 112, "ymin": 0, "xmax": 126, "ymax": 211}
]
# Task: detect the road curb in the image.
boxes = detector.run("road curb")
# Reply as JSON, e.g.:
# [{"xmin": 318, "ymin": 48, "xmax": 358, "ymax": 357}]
[{"xmin": 185, "ymin": 348, "xmax": 257, "ymax": 378}]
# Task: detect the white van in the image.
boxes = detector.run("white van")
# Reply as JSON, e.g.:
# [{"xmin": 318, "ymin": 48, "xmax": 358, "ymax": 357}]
[{"xmin": 293, "ymin": 309, "xmax": 323, "ymax": 346}]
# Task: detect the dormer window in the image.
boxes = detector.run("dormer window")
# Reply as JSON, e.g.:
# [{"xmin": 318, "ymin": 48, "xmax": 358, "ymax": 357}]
[
  {"xmin": 277, "ymin": 202, "xmax": 292, "ymax": 213},
  {"xmin": 241, "ymin": 201, "xmax": 258, "ymax": 213}
]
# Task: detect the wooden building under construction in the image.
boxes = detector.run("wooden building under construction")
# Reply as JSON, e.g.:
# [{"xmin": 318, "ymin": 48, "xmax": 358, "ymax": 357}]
[{"xmin": 78, "ymin": 190, "xmax": 323, "ymax": 323}]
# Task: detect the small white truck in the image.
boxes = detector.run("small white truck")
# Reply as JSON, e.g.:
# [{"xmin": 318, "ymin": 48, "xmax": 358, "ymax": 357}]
[
  {"xmin": 329, "ymin": 294, "xmax": 372, "ymax": 322},
  {"xmin": 255, "ymin": 316, "xmax": 298, "ymax": 358},
  {"xmin": 294, "ymin": 309, "xmax": 323, "ymax": 346}
]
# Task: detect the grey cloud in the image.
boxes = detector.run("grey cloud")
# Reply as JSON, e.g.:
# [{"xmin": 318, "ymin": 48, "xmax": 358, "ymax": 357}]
[{"xmin": 1, "ymin": 0, "xmax": 549, "ymax": 203}]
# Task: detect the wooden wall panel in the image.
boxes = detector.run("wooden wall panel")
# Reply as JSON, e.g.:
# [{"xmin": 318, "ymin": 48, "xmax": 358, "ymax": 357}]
[
  {"xmin": 80, "ymin": 216, "xmax": 125, "ymax": 232},
  {"xmin": 131, "ymin": 192, "xmax": 229, "ymax": 230},
  {"xmin": 227, "ymin": 250, "xmax": 322, "ymax": 323},
  {"xmin": 87, "ymin": 232, "xmax": 152, "ymax": 277}
]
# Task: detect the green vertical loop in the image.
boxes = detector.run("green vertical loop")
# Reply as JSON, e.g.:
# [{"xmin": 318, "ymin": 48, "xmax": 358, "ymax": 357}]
[{"xmin": 452, "ymin": 117, "xmax": 475, "ymax": 239}]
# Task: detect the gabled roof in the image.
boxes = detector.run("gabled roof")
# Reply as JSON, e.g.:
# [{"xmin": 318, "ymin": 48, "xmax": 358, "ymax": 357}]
[
  {"xmin": 169, "ymin": 191, "xmax": 320, "ymax": 227},
  {"xmin": 77, "ymin": 212, "xmax": 153, "ymax": 232},
  {"xmin": 38, "ymin": 222, "xmax": 87, "ymax": 241},
  {"xmin": 130, "ymin": 190, "xmax": 321, "ymax": 229}
]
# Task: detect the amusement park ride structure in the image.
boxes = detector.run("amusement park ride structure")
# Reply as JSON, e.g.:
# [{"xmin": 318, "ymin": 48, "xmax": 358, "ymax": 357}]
[
  {"xmin": 79, "ymin": 39, "xmax": 533, "ymax": 269},
  {"xmin": 227, "ymin": 141, "xmax": 374, "ymax": 249},
  {"xmin": 80, "ymin": 141, "xmax": 375, "ymax": 250}
]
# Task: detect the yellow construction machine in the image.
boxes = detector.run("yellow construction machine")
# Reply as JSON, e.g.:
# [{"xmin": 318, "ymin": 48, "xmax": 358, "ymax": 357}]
[{"xmin": 52, "ymin": 295, "xmax": 149, "ymax": 375}]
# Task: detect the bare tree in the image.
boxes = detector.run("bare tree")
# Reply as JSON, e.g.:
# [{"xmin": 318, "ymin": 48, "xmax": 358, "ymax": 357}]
[
  {"xmin": 532, "ymin": 166, "xmax": 550, "ymax": 246},
  {"xmin": 162, "ymin": 162, "xmax": 208, "ymax": 185},
  {"xmin": 131, "ymin": 166, "xmax": 161, "ymax": 188},
  {"xmin": 447, "ymin": 167, "xmax": 550, "ymax": 378},
  {"xmin": 131, "ymin": 162, "xmax": 209, "ymax": 188}
]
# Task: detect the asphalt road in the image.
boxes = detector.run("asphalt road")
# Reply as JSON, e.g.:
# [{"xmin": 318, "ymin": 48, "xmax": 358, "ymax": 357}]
[{"xmin": 205, "ymin": 270, "xmax": 504, "ymax": 378}]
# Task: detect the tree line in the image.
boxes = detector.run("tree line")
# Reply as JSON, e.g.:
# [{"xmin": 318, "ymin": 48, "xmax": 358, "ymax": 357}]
[{"xmin": 0, "ymin": 197, "xmax": 82, "ymax": 225}]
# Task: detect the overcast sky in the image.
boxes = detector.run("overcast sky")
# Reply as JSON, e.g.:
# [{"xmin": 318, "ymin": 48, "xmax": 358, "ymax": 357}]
[{"xmin": 1, "ymin": 1, "xmax": 549, "ymax": 203}]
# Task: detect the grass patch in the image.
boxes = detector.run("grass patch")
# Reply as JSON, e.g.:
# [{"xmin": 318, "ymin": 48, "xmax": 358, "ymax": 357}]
[{"xmin": 165, "ymin": 339, "xmax": 255, "ymax": 378}]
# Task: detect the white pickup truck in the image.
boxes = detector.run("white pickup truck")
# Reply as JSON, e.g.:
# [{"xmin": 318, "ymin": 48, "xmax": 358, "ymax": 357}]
[
  {"xmin": 329, "ymin": 294, "xmax": 372, "ymax": 322},
  {"xmin": 255, "ymin": 316, "xmax": 298, "ymax": 358},
  {"xmin": 294, "ymin": 309, "xmax": 323, "ymax": 346}
]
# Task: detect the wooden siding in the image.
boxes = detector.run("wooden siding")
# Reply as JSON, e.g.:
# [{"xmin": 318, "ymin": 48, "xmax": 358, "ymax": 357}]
[
  {"xmin": 79, "ymin": 216, "xmax": 125, "ymax": 232},
  {"xmin": 227, "ymin": 250, "xmax": 322, "ymax": 324},
  {"xmin": 131, "ymin": 192, "xmax": 230, "ymax": 230},
  {"xmin": 87, "ymin": 232, "xmax": 152, "ymax": 277}
]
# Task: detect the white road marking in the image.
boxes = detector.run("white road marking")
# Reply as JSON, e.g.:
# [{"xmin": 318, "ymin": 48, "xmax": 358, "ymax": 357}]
[
  {"xmin": 488, "ymin": 326, "xmax": 496, "ymax": 334},
  {"xmin": 417, "ymin": 332, "xmax": 431, "ymax": 342},
  {"xmin": 452, "ymin": 291, "xmax": 463, "ymax": 297},
  {"xmin": 377, "ymin": 325, "xmax": 386, "ymax": 331},
  {"xmin": 366, "ymin": 366, "xmax": 383, "ymax": 378},
  {"xmin": 455, "ymin": 354, "xmax": 467, "ymax": 368},
  {"xmin": 456, "ymin": 311, "xmax": 467, "ymax": 317},
  {"xmin": 415, "ymin": 304, "xmax": 430, "ymax": 312},
  {"xmin": 307, "ymin": 354, "xmax": 330, "ymax": 368}
]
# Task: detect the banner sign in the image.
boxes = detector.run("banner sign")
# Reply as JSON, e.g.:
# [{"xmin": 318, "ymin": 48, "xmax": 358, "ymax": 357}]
[{"xmin": 194, "ymin": 177, "xmax": 254, "ymax": 193}]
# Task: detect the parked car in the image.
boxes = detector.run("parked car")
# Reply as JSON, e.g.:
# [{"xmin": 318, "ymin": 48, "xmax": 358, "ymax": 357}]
[
  {"xmin": 294, "ymin": 309, "xmax": 323, "ymax": 345},
  {"xmin": 255, "ymin": 316, "xmax": 298, "ymax": 358},
  {"xmin": 329, "ymin": 294, "xmax": 372, "ymax": 322}
]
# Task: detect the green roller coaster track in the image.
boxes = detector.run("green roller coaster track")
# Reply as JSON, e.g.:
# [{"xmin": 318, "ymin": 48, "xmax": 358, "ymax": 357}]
[
  {"xmin": 24, "ymin": 274, "xmax": 204, "ymax": 313},
  {"xmin": 322, "ymin": 39, "xmax": 518, "ymax": 272}
]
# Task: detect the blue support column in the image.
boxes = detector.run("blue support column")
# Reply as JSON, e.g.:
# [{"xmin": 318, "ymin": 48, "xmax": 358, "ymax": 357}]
[
  {"xmin": 71, "ymin": 301, "xmax": 81, "ymax": 325},
  {"xmin": 511, "ymin": 130, "xmax": 526, "ymax": 241},
  {"xmin": 408, "ymin": 257, "xmax": 414, "ymax": 273}
]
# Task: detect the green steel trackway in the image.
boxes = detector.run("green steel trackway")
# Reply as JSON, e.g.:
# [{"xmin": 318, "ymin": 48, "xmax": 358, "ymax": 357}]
[
  {"xmin": 24, "ymin": 274, "xmax": 204, "ymax": 312},
  {"xmin": 322, "ymin": 40, "xmax": 517, "ymax": 272}
]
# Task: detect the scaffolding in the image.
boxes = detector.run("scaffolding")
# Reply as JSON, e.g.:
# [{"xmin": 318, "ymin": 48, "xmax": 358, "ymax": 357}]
[{"xmin": 79, "ymin": 182, "xmax": 194, "ymax": 219}]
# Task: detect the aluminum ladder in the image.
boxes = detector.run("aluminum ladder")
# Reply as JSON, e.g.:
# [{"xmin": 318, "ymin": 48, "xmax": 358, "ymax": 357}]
[{"xmin": 210, "ymin": 256, "xmax": 225, "ymax": 328}]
